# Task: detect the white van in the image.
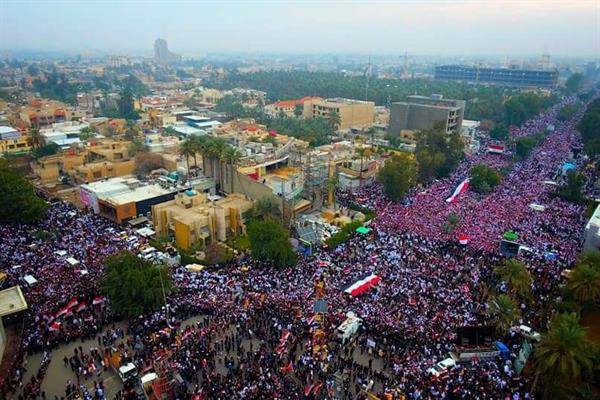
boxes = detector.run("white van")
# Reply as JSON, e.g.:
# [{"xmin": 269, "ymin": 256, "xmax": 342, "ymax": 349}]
[
  {"xmin": 337, "ymin": 312, "xmax": 362, "ymax": 343},
  {"xmin": 515, "ymin": 325, "xmax": 542, "ymax": 342}
]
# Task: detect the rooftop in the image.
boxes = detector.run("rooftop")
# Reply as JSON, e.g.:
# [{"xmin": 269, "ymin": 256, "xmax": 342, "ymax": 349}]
[{"xmin": 0, "ymin": 286, "xmax": 28, "ymax": 317}]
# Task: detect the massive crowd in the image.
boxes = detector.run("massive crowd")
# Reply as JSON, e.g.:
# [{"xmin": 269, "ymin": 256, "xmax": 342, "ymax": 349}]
[{"xmin": 0, "ymin": 95, "xmax": 594, "ymax": 399}]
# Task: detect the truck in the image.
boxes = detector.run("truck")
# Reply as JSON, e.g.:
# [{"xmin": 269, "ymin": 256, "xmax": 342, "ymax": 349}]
[
  {"xmin": 337, "ymin": 312, "xmax": 362, "ymax": 343},
  {"xmin": 107, "ymin": 347, "xmax": 139, "ymax": 382}
]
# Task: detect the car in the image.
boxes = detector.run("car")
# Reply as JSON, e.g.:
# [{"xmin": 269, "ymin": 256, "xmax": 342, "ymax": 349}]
[
  {"xmin": 427, "ymin": 358, "xmax": 456, "ymax": 377},
  {"xmin": 516, "ymin": 325, "xmax": 542, "ymax": 342}
]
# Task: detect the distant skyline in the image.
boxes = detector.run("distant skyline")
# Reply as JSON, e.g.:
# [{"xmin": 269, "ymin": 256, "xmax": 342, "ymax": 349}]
[{"xmin": 0, "ymin": 0, "xmax": 599, "ymax": 58}]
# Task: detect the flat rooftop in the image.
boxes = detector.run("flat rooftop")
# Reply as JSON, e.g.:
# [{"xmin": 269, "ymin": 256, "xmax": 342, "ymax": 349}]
[{"xmin": 0, "ymin": 286, "xmax": 28, "ymax": 317}]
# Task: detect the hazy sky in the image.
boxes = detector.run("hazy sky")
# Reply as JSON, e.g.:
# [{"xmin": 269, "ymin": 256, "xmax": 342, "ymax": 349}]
[{"xmin": 1, "ymin": 0, "xmax": 599, "ymax": 57}]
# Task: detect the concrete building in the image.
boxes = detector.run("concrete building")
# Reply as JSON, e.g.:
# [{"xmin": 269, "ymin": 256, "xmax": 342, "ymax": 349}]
[
  {"xmin": 41, "ymin": 121, "xmax": 91, "ymax": 147},
  {"xmin": 265, "ymin": 96, "xmax": 322, "ymax": 118},
  {"xmin": 153, "ymin": 38, "xmax": 181, "ymax": 63},
  {"xmin": 72, "ymin": 160, "xmax": 136, "ymax": 184},
  {"xmin": 584, "ymin": 204, "xmax": 600, "ymax": 251},
  {"xmin": 152, "ymin": 191, "xmax": 253, "ymax": 249},
  {"xmin": 0, "ymin": 286, "xmax": 28, "ymax": 363},
  {"xmin": 18, "ymin": 100, "xmax": 86, "ymax": 128},
  {"xmin": 389, "ymin": 95, "xmax": 466, "ymax": 140},
  {"xmin": 303, "ymin": 98, "xmax": 375, "ymax": 129},
  {"xmin": 80, "ymin": 177, "xmax": 187, "ymax": 223},
  {"xmin": 0, "ymin": 126, "xmax": 30, "ymax": 154},
  {"xmin": 435, "ymin": 65, "xmax": 559, "ymax": 88}
]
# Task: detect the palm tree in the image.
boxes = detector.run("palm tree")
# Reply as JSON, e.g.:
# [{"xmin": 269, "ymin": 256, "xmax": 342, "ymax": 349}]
[
  {"xmin": 27, "ymin": 128, "xmax": 44, "ymax": 149},
  {"xmin": 207, "ymin": 137, "xmax": 227, "ymax": 189},
  {"xmin": 222, "ymin": 145, "xmax": 242, "ymax": 193},
  {"xmin": 494, "ymin": 259, "xmax": 532, "ymax": 296},
  {"xmin": 534, "ymin": 313, "xmax": 594, "ymax": 398},
  {"xmin": 487, "ymin": 294, "xmax": 521, "ymax": 335},
  {"xmin": 567, "ymin": 264, "xmax": 600, "ymax": 304},
  {"xmin": 327, "ymin": 110, "xmax": 341, "ymax": 131},
  {"xmin": 355, "ymin": 147, "xmax": 372, "ymax": 187},
  {"xmin": 254, "ymin": 197, "xmax": 280, "ymax": 220},
  {"xmin": 326, "ymin": 174, "xmax": 339, "ymax": 207},
  {"xmin": 179, "ymin": 138, "xmax": 195, "ymax": 173}
]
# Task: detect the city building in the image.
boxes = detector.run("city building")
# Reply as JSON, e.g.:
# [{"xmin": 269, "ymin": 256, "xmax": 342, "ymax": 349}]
[
  {"xmin": 435, "ymin": 65, "xmax": 559, "ymax": 88},
  {"xmin": 584, "ymin": 204, "xmax": 600, "ymax": 252},
  {"xmin": 0, "ymin": 126, "xmax": 30, "ymax": 154},
  {"xmin": 152, "ymin": 191, "xmax": 253, "ymax": 249},
  {"xmin": 41, "ymin": 121, "xmax": 91, "ymax": 147},
  {"xmin": 17, "ymin": 99, "xmax": 86, "ymax": 128},
  {"xmin": 303, "ymin": 98, "xmax": 375, "ymax": 130},
  {"xmin": 265, "ymin": 96, "xmax": 322, "ymax": 117},
  {"xmin": 389, "ymin": 95, "xmax": 466, "ymax": 141},
  {"xmin": 0, "ymin": 286, "xmax": 28, "ymax": 364},
  {"xmin": 153, "ymin": 38, "xmax": 181, "ymax": 63},
  {"xmin": 32, "ymin": 152, "xmax": 86, "ymax": 184},
  {"xmin": 72, "ymin": 160, "xmax": 136, "ymax": 184},
  {"xmin": 80, "ymin": 177, "xmax": 187, "ymax": 223}
]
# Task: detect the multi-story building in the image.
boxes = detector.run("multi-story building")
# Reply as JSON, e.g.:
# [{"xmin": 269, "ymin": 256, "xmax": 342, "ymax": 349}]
[
  {"xmin": 389, "ymin": 95, "xmax": 466, "ymax": 141},
  {"xmin": 265, "ymin": 96, "xmax": 322, "ymax": 118},
  {"xmin": 152, "ymin": 191, "xmax": 253, "ymax": 249},
  {"xmin": 435, "ymin": 65, "xmax": 559, "ymax": 88},
  {"xmin": 72, "ymin": 160, "xmax": 136, "ymax": 184},
  {"xmin": 80, "ymin": 177, "xmax": 187, "ymax": 223},
  {"xmin": 303, "ymin": 98, "xmax": 375, "ymax": 129},
  {"xmin": 18, "ymin": 99, "xmax": 86, "ymax": 128},
  {"xmin": 0, "ymin": 126, "xmax": 31, "ymax": 154}
]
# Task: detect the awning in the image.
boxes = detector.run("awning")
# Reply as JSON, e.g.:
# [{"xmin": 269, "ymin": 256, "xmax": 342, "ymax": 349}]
[
  {"xmin": 503, "ymin": 232, "xmax": 518, "ymax": 241},
  {"xmin": 355, "ymin": 226, "xmax": 371, "ymax": 234},
  {"xmin": 344, "ymin": 274, "xmax": 381, "ymax": 296}
]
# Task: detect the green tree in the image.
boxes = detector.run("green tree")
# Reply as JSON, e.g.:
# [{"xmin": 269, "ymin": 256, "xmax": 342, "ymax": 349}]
[
  {"xmin": 487, "ymin": 294, "xmax": 521, "ymax": 335},
  {"xmin": 247, "ymin": 218, "xmax": 296, "ymax": 267},
  {"xmin": 32, "ymin": 142, "xmax": 60, "ymax": 159},
  {"xmin": 494, "ymin": 259, "xmax": 532, "ymax": 296},
  {"xmin": 489, "ymin": 123, "xmax": 509, "ymax": 141},
  {"xmin": 555, "ymin": 170, "xmax": 585, "ymax": 204},
  {"xmin": 534, "ymin": 313, "xmax": 594, "ymax": 396},
  {"xmin": 294, "ymin": 104, "xmax": 304, "ymax": 117},
  {"xmin": 253, "ymin": 196, "xmax": 281, "ymax": 220},
  {"xmin": 415, "ymin": 125, "xmax": 464, "ymax": 182},
  {"xmin": 222, "ymin": 145, "xmax": 243, "ymax": 193},
  {"xmin": 378, "ymin": 153, "xmax": 418, "ymax": 201},
  {"xmin": 565, "ymin": 73, "xmax": 583, "ymax": 95},
  {"xmin": 102, "ymin": 251, "xmax": 172, "ymax": 317},
  {"xmin": 355, "ymin": 147, "xmax": 372, "ymax": 187},
  {"xmin": 27, "ymin": 128, "xmax": 44, "ymax": 149},
  {"xmin": 327, "ymin": 110, "xmax": 341, "ymax": 131},
  {"xmin": 470, "ymin": 164, "xmax": 501, "ymax": 194},
  {"xmin": 179, "ymin": 138, "xmax": 196, "ymax": 172},
  {"xmin": 128, "ymin": 138, "xmax": 148, "ymax": 157},
  {"xmin": 0, "ymin": 160, "xmax": 48, "ymax": 223},
  {"xmin": 567, "ymin": 253, "xmax": 600, "ymax": 304},
  {"xmin": 79, "ymin": 127, "xmax": 96, "ymax": 142},
  {"xmin": 515, "ymin": 133, "xmax": 545, "ymax": 160}
]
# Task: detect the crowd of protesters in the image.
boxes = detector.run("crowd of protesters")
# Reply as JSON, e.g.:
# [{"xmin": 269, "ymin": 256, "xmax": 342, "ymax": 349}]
[{"xmin": 0, "ymin": 94, "xmax": 595, "ymax": 399}]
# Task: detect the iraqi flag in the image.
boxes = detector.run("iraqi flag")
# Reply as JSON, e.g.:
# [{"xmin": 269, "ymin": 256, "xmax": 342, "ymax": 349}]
[
  {"xmin": 488, "ymin": 144, "xmax": 505, "ymax": 154},
  {"xmin": 343, "ymin": 274, "xmax": 381, "ymax": 297},
  {"xmin": 49, "ymin": 321, "xmax": 61, "ymax": 331},
  {"xmin": 458, "ymin": 234, "xmax": 470, "ymax": 245},
  {"xmin": 92, "ymin": 296, "xmax": 106, "ymax": 305},
  {"xmin": 446, "ymin": 179, "xmax": 469, "ymax": 203},
  {"xmin": 76, "ymin": 302, "xmax": 87, "ymax": 313},
  {"xmin": 55, "ymin": 306, "xmax": 71, "ymax": 319},
  {"xmin": 66, "ymin": 298, "xmax": 78, "ymax": 309}
]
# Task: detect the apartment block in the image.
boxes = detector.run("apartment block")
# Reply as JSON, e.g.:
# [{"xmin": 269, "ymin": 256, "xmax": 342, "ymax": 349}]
[
  {"xmin": 303, "ymin": 98, "xmax": 375, "ymax": 129},
  {"xmin": 389, "ymin": 95, "xmax": 466, "ymax": 140}
]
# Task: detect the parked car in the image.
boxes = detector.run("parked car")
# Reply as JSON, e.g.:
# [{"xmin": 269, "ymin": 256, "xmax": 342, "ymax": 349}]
[{"xmin": 427, "ymin": 358, "xmax": 456, "ymax": 377}]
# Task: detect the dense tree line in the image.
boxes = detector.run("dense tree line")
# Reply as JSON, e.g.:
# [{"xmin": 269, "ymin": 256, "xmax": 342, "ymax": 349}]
[
  {"xmin": 578, "ymin": 98, "xmax": 600, "ymax": 157},
  {"xmin": 206, "ymin": 71, "xmax": 514, "ymax": 121},
  {"xmin": 0, "ymin": 160, "xmax": 48, "ymax": 223},
  {"xmin": 31, "ymin": 72, "xmax": 92, "ymax": 105}
]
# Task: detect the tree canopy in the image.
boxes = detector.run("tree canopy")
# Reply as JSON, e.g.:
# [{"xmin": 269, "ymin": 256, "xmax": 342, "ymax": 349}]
[
  {"xmin": 470, "ymin": 164, "xmax": 501, "ymax": 195},
  {"xmin": 247, "ymin": 218, "xmax": 296, "ymax": 268},
  {"xmin": 415, "ymin": 126, "xmax": 465, "ymax": 183},
  {"xmin": 102, "ymin": 250, "xmax": 172, "ymax": 317},
  {"xmin": 378, "ymin": 153, "xmax": 418, "ymax": 201},
  {"xmin": 0, "ymin": 160, "xmax": 48, "ymax": 223},
  {"xmin": 578, "ymin": 98, "xmax": 600, "ymax": 157}
]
